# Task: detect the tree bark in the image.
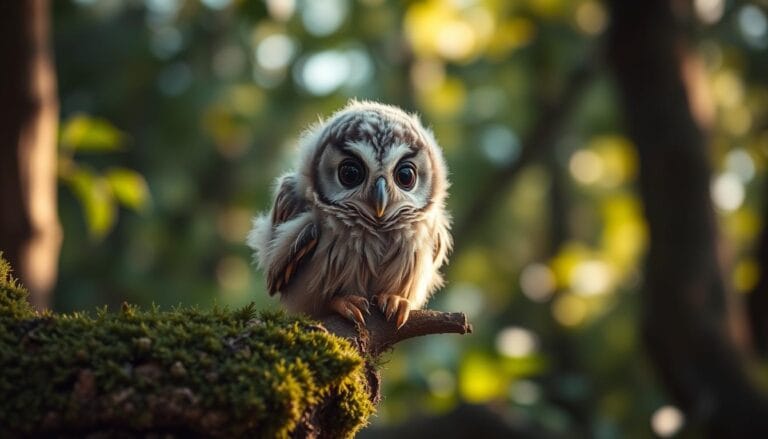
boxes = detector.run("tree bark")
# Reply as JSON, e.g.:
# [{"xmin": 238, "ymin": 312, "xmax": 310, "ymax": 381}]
[
  {"xmin": 0, "ymin": 0, "xmax": 61, "ymax": 310},
  {"xmin": 322, "ymin": 309, "xmax": 472, "ymax": 357},
  {"xmin": 607, "ymin": 0, "xmax": 768, "ymax": 436}
]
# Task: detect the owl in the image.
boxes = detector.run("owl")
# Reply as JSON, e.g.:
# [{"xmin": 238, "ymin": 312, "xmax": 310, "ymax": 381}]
[{"xmin": 248, "ymin": 100, "xmax": 451, "ymax": 329}]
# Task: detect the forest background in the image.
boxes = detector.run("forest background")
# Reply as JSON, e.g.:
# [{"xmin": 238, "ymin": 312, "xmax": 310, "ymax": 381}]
[{"xmin": 3, "ymin": 0, "xmax": 768, "ymax": 437}]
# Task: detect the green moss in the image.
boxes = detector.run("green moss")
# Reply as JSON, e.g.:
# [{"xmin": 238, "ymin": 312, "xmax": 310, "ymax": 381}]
[{"xmin": 0, "ymin": 258, "xmax": 374, "ymax": 437}]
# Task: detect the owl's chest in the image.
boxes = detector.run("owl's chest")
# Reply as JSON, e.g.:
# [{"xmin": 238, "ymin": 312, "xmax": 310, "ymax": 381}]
[
  {"xmin": 333, "ymin": 228, "xmax": 410, "ymax": 269},
  {"xmin": 318, "ymin": 222, "xmax": 420, "ymax": 294}
]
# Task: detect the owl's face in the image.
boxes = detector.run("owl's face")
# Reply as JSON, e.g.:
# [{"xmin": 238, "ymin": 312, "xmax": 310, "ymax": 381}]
[{"xmin": 304, "ymin": 102, "xmax": 447, "ymax": 223}]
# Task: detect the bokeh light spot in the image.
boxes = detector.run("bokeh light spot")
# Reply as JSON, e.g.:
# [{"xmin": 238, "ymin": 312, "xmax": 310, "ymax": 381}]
[
  {"xmin": 481, "ymin": 125, "xmax": 520, "ymax": 166},
  {"xmin": 519, "ymin": 263, "xmax": 556, "ymax": 302},
  {"xmin": 569, "ymin": 149, "xmax": 603, "ymax": 185},
  {"xmin": 266, "ymin": 0, "xmax": 296, "ymax": 22},
  {"xmin": 293, "ymin": 49, "xmax": 372, "ymax": 96},
  {"xmin": 256, "ymin": 34, "xmax": 296, "ymax": 71},
  {"xmin": 297, "ymin": 51, "xmax": 350, "ymax": 96},
  {"xmin": 552, "ymin": 294, "xmax": 588, "ymax": 327},
  {"xmin": 575, "ymin": 1, "xmax": 607, "ymax": 35},
  {"xmin": 436, "ymin": 20, "xmax": 476, "ymax": 61},
  {"xmin": 725, "ymin": 148, "xmax": 755, "ymax": 183},
  {"xmin": 711, "ymin": 172, "xmax": 745, "ymax": 212},
  {"xmin": 651, "ymin": 405, "xmax": 685, "ymax": 437},
  {"xmin": 694, "ymin": 0, "xmax": 724, "ymax": 24},
  {"xmin": 301, "ymin": 0, "xmax": 348, "ymax": 36},
  {"xmin": 570, "ymin": 260, "xmax": 613, "ymax": 297},
  {"xmin": 496, "ymin": 326, "xmax": 539, "ymax": 358},
  {"xmin": 738, "ymin": 5, "xmax": 768, "ymax": 47},
  {"xmin": 459, "ymin": 353, "xmax": 504, "ymax": 402}
]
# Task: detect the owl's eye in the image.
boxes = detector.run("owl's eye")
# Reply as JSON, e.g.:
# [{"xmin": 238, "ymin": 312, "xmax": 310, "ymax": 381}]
[
  {"xmin": 338, "ymin": 160, "xmax": 366, "ymax": 188},
  {"xmin": 395, "ymin": 163, "xmax": 417, "ymax": 190}
]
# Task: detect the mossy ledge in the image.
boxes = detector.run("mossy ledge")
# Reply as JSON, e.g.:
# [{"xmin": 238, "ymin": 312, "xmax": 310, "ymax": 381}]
[{"xmin": 0, "ymin": 258, "xmax": 374, "ymax": 438}]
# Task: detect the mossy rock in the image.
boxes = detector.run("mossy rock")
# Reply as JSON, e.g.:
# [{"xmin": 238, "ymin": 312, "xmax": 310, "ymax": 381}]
[{"xmin": 0, "ymin": 258, "xmax": 374, "ymax": 437}]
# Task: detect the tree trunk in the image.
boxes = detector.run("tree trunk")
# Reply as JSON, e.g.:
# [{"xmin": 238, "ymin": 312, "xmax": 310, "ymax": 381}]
[
  {"xmin": 0, "ymin": 0, "xmax": 61, "ymax": 310},
  {"xmin": 607, "ymin": 0, "xmax": 768, "ymax": 436}
]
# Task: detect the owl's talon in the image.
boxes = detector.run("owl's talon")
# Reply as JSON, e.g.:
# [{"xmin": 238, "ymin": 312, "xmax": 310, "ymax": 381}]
[
  {"xmin": 396, "ymin": 301, "xmax": 410, "ymax": 330},
  {"xmin": 330, "ymin": 296, "xmax": 367, "ymax": 326},
  {"xmin": 347, "ymin": 295, "xmax": 370, "ymax": 315},
  {"xmin": 386, "ymin": 306, "xmax": 396, "ymax": 321},
  {"xmin": 376, "ymin": 294, "xmax": 412, "ymax": 328}
]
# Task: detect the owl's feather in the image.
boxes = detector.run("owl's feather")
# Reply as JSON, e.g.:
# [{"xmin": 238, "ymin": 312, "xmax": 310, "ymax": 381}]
[
  {"xmin": 271, "ymin": 174, "xmax": 306, "ymax": 225},
  {"xmin": 250, "ymin": 174, "xmax": 319, "ymax": 295}
]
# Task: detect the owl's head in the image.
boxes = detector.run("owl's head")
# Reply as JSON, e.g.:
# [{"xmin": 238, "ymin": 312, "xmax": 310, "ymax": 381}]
[{"xmin": 297, "ymin": 100, "xmax": 448, "ymax": 225}]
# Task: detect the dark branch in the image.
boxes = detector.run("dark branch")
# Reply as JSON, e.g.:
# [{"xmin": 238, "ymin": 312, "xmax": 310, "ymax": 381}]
[
  {"xmin": 322, "ymin": 309, "xmax": 472, "ymax": 357},
  {"xmin": 318, "ymin": 310, "xmax": 471, "ymax": 409},
  {"xmin": 452, "ymin": 57, "xmax": 596, "ymax": 253}
]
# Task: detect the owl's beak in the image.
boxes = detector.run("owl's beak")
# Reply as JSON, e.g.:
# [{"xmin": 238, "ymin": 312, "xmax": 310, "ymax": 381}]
[{"xmin": 374, "ymin": 177, "xmax": 388, "ymax": 218}]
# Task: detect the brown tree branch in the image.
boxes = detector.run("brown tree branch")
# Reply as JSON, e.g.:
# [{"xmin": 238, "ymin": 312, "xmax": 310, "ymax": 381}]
[
  {"xmin": 322, "ymin": 309, "xmax": 472, "ymax": 357},
  {"xmin": 320, "ymin": 309, "xmax": 472, "ymax": 407},
  {"xmin": 607, "ymin": 0, "xmax": 768, "ymax": 436}
]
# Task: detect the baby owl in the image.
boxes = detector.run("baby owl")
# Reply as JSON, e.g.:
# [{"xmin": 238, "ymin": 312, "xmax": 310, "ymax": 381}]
[{"xmin": 248, "ymin": 101, "xmax": 452, "ymax": 328}]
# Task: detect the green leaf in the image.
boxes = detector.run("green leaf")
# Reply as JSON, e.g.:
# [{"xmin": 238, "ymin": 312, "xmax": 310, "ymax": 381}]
[
  {"xmin": 66, "ymin": 167, "xmax": 117, "ymax": 240},
  {"xmin": 105, "ymin": 167, "xmax": 151, "ymax": 212},
  {"xmin": 60, "ymin": 114, "xmax": 124, "ymax": 152}
]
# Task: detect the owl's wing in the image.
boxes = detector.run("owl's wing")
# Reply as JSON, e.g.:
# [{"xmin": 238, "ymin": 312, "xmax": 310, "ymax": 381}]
[
  {"xmin": 272, "ymin": 174, "xmax": 306, "ymax": 225},
  {"xmin": 432, "ymin": 214, "xmax": 452, "ymax": 269},
  {"xmin": 266, "ymin": 175, "xmax": 319, "ymax": 295}
]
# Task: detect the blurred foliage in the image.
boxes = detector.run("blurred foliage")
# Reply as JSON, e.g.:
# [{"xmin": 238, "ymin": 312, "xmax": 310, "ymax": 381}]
[
  {"xmin": 59, "ymin": 113, "xmax": 150, "ymax": 238},
  {"xmin": 51, "ymin": 0, "xmax": 768, "ymax": 437}
]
